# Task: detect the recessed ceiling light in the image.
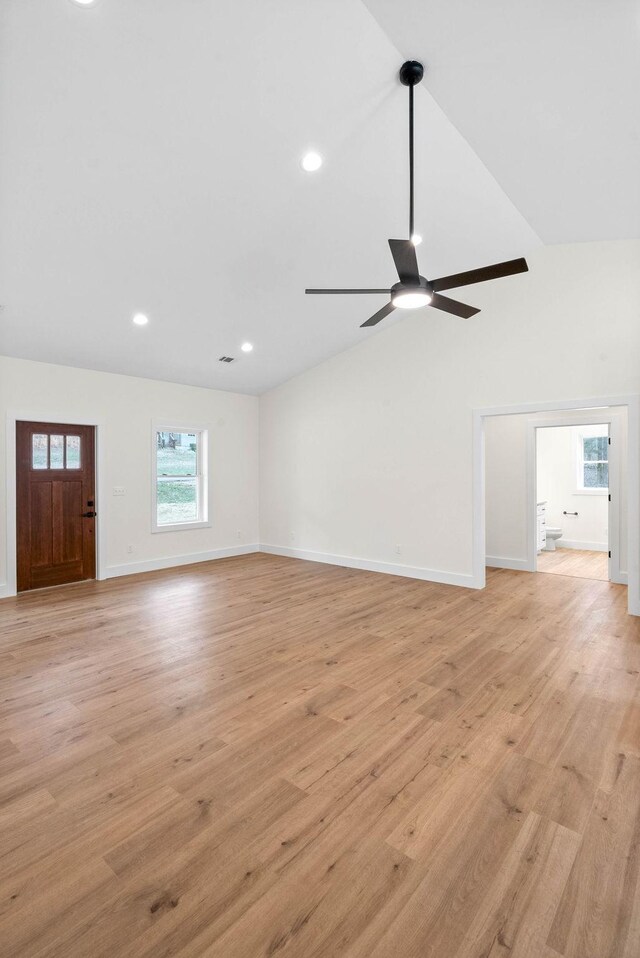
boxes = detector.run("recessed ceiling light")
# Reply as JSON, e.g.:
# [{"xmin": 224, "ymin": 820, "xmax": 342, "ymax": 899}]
[
  {"xmin": 132, "ymin": 312, "xmax": 149, "ymax": 326},
  {"xmin": 70, "ymin": 0, "xmax": 100, "ymax": 6},
  {"xmin": 301, "ymin": 152, "xmax": 322, "ymax": 172},
  {"xmin": 411, "ymin": 233, "xmax": 422, "ymax": 246},
  {"xmin": 241, "ymin": 342, "xmax": 253, "ymax": 353}
]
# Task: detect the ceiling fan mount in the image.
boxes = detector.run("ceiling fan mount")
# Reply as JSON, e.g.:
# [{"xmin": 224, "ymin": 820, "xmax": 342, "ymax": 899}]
[
  {"xmin": 305, "ymin": 60, "xmax": 529, "ymax": 328},
  {"xmin": 398, "ymin": 59, "xmax": 424, "ymax": 87}
]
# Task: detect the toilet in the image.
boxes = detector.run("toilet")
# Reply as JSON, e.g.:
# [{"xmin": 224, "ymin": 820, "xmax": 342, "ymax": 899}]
[{"xmin": 544, "ymin": 527, "xmax": 563, "ymax": 551}]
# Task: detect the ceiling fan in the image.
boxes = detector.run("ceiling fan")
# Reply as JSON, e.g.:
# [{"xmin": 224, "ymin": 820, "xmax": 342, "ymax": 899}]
[{"xmin": 305, "ymin": 60, "xmax": 528, "ymax": 327}]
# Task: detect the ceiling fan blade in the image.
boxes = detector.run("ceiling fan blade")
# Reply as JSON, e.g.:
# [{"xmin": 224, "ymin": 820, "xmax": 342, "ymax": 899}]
[
  {"xmin": 360, "ymin": 302, "xmax": 396, "ymax": 328},
  {"xmin": 388, "ymin": 239, "xmax": 420, "ymax": 284},
  {"xmin": 305, "ymin": 288, "xmax": 389, "ymax": 294},
  {"xmin": 430, "ymin": 293, "xmax": 480, "ymax": 319},
  {"xmin": 431, "ymin": 257, "xmax": 528, "ymax": 292}
]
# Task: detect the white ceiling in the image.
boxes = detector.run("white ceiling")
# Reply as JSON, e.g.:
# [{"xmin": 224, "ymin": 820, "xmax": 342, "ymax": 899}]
[
  {"xmin": 363, "ymin": 0, "xmax": 640, "ymax": 244},
  {"xmin": 4, "ymin": 1, "xmax": 627, "ymax": 394}
]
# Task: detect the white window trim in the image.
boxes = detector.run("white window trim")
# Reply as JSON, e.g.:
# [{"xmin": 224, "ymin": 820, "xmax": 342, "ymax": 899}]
[
  {"xmin": 575, "ymin": 426, "xmax": 609, "ymax": 496},
  {"xmin": 151, "ymin": 421, "xmax": 210, "ymax": 533}
]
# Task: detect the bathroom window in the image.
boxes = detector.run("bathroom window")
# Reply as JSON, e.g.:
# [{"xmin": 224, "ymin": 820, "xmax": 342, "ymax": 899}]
[
  {"xmin": 152, "ymin": 425, "xmax": 209, "ymax": 532},
  {"xmin": 576, "ymin": 427, "xmax": 608, "ymax": 493}
]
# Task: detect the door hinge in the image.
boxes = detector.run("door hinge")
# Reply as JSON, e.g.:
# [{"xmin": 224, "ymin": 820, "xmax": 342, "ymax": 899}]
[
  {"xmin": 608, "ymin": 493, "xmax": 611, "ymax": 501},
  {"xmin": 608, "ymin": 550, "xmax": 612, "ymax": 558},
  {"xmin": 608, "ymin": 437, "xmax": 611, "ymax": 445}
]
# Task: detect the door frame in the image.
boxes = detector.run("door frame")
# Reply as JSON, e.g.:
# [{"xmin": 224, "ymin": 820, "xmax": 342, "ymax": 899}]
[
  {"xmin": 526, "ymin": 413, "xmax": 623, "ymax": 584},
  {"xmin": 472, "ymin": 394, "xmax": 640, "ymax": 616},
  {"xmin": 5, "ymin": 411, "xmax": 107, "ymax": 597}
]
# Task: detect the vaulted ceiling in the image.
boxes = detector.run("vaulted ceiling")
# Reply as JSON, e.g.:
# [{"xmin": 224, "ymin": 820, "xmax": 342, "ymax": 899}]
[
  {"xmin": 363, "ymin": 0, "xmax": 640, "ymax": 243},
  {"xmin": 0, "ymin": 1, "xmax": 635, "ymax": 394}
]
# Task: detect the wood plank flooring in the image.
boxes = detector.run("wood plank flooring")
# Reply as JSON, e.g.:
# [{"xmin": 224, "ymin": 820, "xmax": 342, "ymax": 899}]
[
  {"xmin": 0, "ymin": 553, "xmax": 638, "ymax": 957},
  {"xmin": 537, "ymin": 548, "xmax": 609, "ymax": 581}
]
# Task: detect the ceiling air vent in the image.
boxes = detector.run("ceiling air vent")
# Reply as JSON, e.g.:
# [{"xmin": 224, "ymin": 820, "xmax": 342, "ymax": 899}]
[{"xmin": 218, "ymin": 356, "xmax": 235, "ymax": 363}]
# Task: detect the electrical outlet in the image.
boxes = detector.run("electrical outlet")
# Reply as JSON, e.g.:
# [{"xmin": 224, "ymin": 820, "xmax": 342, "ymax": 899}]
[
  {"xmin": 237, "ymin": 530, "xmax": 242, "ymax": 541},
  {"xmin": 127, "ymin": 545, "xmax": 133, "ymax": 554},
  {"xmin": 113, "ymin": 486, "xmax": 125, "ymax": 496},
  {"xmin": 395, "ymin": 544, "xmax": 401, "ymax": 555},
  {"xmin": 289, "ymin": 531, "xmax": 295, "ymax": 542}
]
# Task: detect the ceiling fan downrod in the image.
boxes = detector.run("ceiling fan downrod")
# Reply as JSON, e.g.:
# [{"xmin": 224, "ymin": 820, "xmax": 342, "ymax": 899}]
[
  {"xmin": 304, "ymin": 58, "xmax": 528, "ymax": 328},
  {"xmin": 399, "ymin": 60, "xmax": 424, "ymax": 240}
]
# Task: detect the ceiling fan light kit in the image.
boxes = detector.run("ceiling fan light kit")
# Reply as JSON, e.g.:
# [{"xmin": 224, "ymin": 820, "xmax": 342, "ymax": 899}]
[
  {"xmin": 306, "ymin": 60, "xmax": 528, "ymax": 327},
  {"xmin": 391, "ymin": 280, "xmax": 432, "ymax": 309}
]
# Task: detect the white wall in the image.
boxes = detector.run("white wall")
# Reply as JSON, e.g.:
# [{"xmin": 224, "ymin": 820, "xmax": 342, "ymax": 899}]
[
  {"xmin": 537, "ymin": 425, "xmax": 609, "ymax": 551},
  {"xmin": 0, "ymin": 356, "xmax": 259, "ymax": 595},
  {"xmin": 484, "ymin": 413, "xmax": 529, "ymax": 566},
  {"xmin": 259, "ymin": 241, "xmax": 640, "ymax": 602}
]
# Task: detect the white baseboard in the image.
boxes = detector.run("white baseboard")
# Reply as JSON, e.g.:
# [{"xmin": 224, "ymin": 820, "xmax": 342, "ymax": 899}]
[
  {"xmin": 1, "ymin": 545, "xmax": 629, "ymax": 599},
  {"xmin": 260, "ymin": 543, "xmax": 478, "ymax": 589},
  {"xmin": 557, "ymin": 540, "xmax": 608, "ymax": 552},
  {"xmin": 3, "ymin": 542, "xmax": 475, "ymax": 596},
  {"xmin": 485, "ymin": 556, "xmax": 531, "ymax": 572},
  {"xmin": 106, "ymin": 544, "xmax": 260, "ymax": 579}
]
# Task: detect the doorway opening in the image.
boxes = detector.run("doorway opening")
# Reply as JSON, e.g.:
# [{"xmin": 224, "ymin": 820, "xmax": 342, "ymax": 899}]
[
  {"xmin": 481, "ymin": 403, "xmax": 629, "ymax": 591},
  {"xmin": 535, "ymin": 422, "xmax": 611, "ymax": 582},
  {"xmin": 16, "ymin": 421, "xmax": 97, "ymax": 592}
]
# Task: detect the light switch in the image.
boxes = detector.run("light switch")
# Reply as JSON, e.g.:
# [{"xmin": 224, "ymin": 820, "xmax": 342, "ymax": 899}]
[{"xmin": 113, "ymin": 486, "xmax": 125, "ymax": 496}]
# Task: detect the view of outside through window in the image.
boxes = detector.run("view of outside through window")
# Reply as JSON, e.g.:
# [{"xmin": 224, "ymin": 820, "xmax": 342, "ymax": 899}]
[
  {"xmin": 31, "ymin": 433, "xmax": 81, "ymax": 469},
  {"xmin": 50, "ymin": 434, "xmax": 64, "ymax": 469},
  {"xmin": 156, "ymin": 431, "xmax": 199, "ymax": 525},
  {"xmin": 66, "ymin": 436, "xmax": 81, "ymax": 468},
  {"xmin": 32, "ymin": 434, "xmax": 48, "ymax": 468},
  {"xmin": 582, "ymin": 435, "xmax": 608, "ymax": 488}
]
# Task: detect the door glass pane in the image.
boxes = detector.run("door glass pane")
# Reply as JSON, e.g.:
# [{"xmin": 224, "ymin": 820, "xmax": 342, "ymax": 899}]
[
  {"xmin": 157, "ymin": 477, "xmax": 198, "ymax": 525},
  {"xmin": 32, "ymin": 434, "xmax": 48, "ymax": 469},
  {"xmin": 66, "ymin": 435, "xmax": 81, "ymax": 468},
  {"xmin": 156, "ymin": 432, "xmax": 197, "ymax": 476},
  {"xmin": 50, "ymin": 434, "xmax": 64, "ymax": 469}
]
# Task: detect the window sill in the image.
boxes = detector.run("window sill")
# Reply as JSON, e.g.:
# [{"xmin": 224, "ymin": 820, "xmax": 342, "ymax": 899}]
[
  {"xmin": 573, "ymin": 488, "xmax": 608, "ymax": 496},
  {"xmin": 152, "ymin": 521, "xmax": 212, "ymax": 534}
]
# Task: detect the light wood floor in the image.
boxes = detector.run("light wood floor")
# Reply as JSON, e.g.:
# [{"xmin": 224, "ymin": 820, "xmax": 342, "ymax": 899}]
[
  {"xmin": 537, "ymin": 548, "xmax": 609, "ymax": 581},
  {"xmin": 0, "ymin": 554, "xmax": 638, "ymax": 958}
]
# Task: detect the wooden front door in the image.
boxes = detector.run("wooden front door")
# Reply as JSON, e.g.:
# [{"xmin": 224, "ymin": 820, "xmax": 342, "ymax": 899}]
[{"xmin": 16, "ymin": 422, "xmax": 96, "ymax": 592}]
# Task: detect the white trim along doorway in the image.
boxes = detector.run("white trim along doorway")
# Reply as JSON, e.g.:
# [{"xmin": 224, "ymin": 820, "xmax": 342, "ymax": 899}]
[{"xmin": 472, "ymin": 395, "xmax": 640, "ymax": 617}]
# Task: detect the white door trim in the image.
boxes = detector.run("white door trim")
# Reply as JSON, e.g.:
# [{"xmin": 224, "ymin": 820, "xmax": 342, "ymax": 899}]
[
  {"xmin": 472, "ymin": 395, "xmax": 640, "ymax": 616},
  {"xmin": 3, "ymin": 411, "xmax": 107, "ymax": 598},
  {"xmin": 525, "ymin": 413, "xmax": 625, "ymax": 584}
]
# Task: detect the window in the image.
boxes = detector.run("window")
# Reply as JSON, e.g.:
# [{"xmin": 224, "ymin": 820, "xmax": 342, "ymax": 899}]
[
  {"xmin": 31, "ymin": 433, "xmax": 81, "ymax": 469},
  {"xmin": 576, "ymin": 426, "xmax": 608, "ymax": 492},
  {"xmin": 152, "ymin": 426, "xmax": 209, "ymax": 531},
  {"xmin": 66, "ymin": 436, "xmax": 81, "ymax": 468},
  {"xmin": 32, "ymin": 434, "xmax": 48, "ymax": 469},
  {"xmin": 50, "ymin": 434, "xmax": 64, "ymax": 469}
]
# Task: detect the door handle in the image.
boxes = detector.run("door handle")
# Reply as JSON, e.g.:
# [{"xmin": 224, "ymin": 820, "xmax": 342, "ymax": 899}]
[{"xmin": 81, "ymin": 511, "xmax": 96, "ymax": 518}]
